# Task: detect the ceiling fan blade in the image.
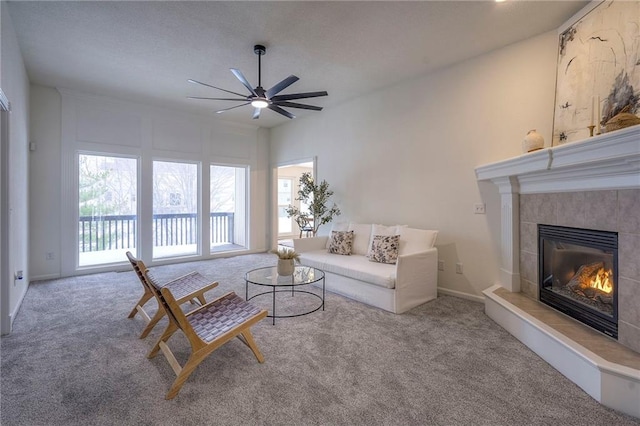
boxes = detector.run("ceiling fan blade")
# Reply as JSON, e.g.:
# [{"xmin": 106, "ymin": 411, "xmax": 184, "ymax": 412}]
[
  {"xmin": 266, "ymin": 75, "xmax": 299, "ymax": 98},
  {"xmin": 252, "ymin": 108, "xmax": 261, "ymax": 120},
  {"xmin": 187, "ymin": 96, "xmax": 248, "ymax": 101},
  {"xmin": 187, "ymin": 79, "xmax": 247, "ymax": 98},
  {"xmin": 270, "ymin": 91, "xmax": 328, "ymax": 102},
  {"xmin": 268, "ymin": 104, "xmax": 296, "ymax": 119},
  {"xmin": 273, "ymin": 101, "xmax": 323, "ymax": 111},
  {"xmin": 215, "ymin": 102, "xmax": 251, "ymax": 114},
  {"xmin": 230, "ymin": 69, "xmax": 257, "ymax": 97}
]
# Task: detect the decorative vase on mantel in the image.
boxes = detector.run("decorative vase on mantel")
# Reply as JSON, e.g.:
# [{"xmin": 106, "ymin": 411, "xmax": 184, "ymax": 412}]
[
  {"xmin": 522, "ymin": 129, "xmax": 544, "ymax": 153},
  {"xmin": 277, "ymin": 258, "xmax": 295, "ymax": 276}
]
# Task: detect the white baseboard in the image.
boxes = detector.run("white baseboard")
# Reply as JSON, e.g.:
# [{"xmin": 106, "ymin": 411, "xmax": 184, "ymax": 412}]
[
  {"xmin": 30, "ymin": 273, "xmax": 61, "ymax": 282},
  {"xmin": 437, "ymin": 287, "xmax": 484, "ymax": 303}
]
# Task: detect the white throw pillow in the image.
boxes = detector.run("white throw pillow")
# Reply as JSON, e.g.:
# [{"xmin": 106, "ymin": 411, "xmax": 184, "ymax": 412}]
[
  {"xmin": 348, "ymin": 223, "xmax": 373, "ymax": 256},
  {"xmin": 398, "ymin": 227, "xmax": 438, "ymax": 256}
]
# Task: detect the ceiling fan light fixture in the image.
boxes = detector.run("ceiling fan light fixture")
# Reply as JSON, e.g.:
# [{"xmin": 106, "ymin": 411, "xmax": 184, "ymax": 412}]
[
  {"xmin": 251, "ymin": 98, "xmax": 269, "ymax": 109},
  {"xmin": 188, "ymin": 44, "xmax": 327, "ymax": 119}
]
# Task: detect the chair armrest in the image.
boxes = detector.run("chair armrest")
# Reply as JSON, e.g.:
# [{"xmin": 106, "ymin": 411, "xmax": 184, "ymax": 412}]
[
  {"xmin": 395, "ymin": 247, "xmax": 438, "ymax": 289},
  {"xmin": 293, "ymin": 236, "xmax": 328, "ymax": 253}
]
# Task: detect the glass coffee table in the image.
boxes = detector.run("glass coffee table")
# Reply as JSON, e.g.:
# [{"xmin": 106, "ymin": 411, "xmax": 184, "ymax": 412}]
[{"xmin": 245, "ymin": 266, "xmax": 325, "ymax": 325}]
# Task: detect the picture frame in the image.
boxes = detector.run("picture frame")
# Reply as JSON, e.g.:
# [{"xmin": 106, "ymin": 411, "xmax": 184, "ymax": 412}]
[{"xmin": 552, "ymin": 0, "xmax": 640, "ymax": 146}]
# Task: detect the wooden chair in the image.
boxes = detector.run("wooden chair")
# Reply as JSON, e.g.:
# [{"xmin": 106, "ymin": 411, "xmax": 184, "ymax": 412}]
[
  {"xmin": 142, "ymin": 266, "xmax": 268, "ymax": 399},
  {"xmin": 126, "ymin": 251, "xmax": 218, "ymax": 339}
]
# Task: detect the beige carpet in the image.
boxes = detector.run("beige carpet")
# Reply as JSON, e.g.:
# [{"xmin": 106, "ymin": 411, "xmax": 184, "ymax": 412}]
[{"xmin": 1, "ymin": 253, "xmax": 638, "ymax": 425}]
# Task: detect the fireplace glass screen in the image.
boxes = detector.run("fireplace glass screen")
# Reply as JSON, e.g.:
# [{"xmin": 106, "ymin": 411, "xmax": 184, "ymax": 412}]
[{"xmin": 539, "ymin": 225, "xmax": 618, "ymax": 338}]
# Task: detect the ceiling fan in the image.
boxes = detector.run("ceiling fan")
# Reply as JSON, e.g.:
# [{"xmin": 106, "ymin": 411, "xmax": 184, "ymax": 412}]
[{"xmin": 188, "ymin": 44, "xmax": 328, "ymax": 119}]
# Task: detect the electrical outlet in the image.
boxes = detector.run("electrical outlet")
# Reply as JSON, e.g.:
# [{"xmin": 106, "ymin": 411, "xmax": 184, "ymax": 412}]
[
  {"xmin": 455, "ymin": 262, "xmax": 463, "ymax": 274},
  {"xmin": 46, "ymin": 252, "xmax": 55, "ymax": 260},
  {"xmin": 438, "ymin": 260, "xmax": 445, "ymax": 271},
  {"xmin": 474, "ymin": 203, "xmax": 486, "ymax": 214}
]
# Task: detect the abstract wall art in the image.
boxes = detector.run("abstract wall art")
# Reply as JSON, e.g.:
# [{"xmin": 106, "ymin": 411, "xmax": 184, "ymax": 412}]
[{"xmin": 552, "ymin": 0, "xmax": 640, "ymax": 145}]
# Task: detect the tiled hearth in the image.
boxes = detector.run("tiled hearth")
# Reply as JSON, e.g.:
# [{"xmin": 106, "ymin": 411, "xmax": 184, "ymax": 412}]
[
  {"xmin": 519, "ymin": 189, "xmax": 640, "ymax": 351},
  {"xmin": 476, "ymin": 126, "xmax": 640, "ymax": 418}
]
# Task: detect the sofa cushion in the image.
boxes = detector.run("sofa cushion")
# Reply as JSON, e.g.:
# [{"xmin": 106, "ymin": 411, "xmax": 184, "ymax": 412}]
[
  {"xmin": 299, "ymin": 250, "xmax": 396, "ymax": 289},
  {"xmin": 348, "ymin": 223, "xmax": 372, "ymax": 256},
  {"xmin": 368, "ymin": 235, "xmax": 400, "ymax": 264},
  {"xmin": 327, "ymin": 230, "xmax": 354, "ymax": 255},
  {"xmin": 325, "ymin": 222, "xmax": 349, "ymax": 249},
  {"xmin": 398, "ymin": 227, "xmax": 438, "ymax": 255}
]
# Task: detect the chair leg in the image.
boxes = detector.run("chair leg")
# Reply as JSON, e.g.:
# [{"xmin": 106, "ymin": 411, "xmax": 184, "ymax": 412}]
[
  {"xmin": 165, "ymin": 352, "xmax": 208, "ymax": 400},
  {"xmin": 196, "ymin": 294, "xmax": 207, "ymax": 305},
  {"xmin": 240, "ymin": 329, "xmax": 265, "ymax": 363},
  {"xmin": 128, "ymin": 291, "xmax": 153, "ymax": 318},
  {"xmin": 147, "ymin": 322, "xmax": 178, "ymax": 359},
  {"xmin": 139, "ymin": 307, "xmax": 166, "ymax": 339}
]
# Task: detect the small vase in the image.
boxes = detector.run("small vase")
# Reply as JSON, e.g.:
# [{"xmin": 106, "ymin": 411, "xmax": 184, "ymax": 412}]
[
  {"xmin": 277, "ymin": 259, "xmax": 295, "ymax": 276},
  {"xmin": 522, "ymin": 129, "xmax": 544, "ymax": 153}
]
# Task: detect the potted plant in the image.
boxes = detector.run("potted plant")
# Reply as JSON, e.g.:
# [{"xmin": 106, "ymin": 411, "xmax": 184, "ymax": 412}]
[
  {"xmin": 285, "ymin": 172, "xmax": 341, "ymax": 237},
  {"xmin": 270, "ymin": 248, "xmax": 300, "ymax": 276}
]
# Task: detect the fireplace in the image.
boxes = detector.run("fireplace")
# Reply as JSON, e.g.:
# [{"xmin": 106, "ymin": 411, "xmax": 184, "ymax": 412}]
[{"xmin": 538, "ymin": 224, "xmax": 618, "ymax": 338}]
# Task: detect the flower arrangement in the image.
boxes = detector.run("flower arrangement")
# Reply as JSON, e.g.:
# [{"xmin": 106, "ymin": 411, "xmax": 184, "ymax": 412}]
[{"xmin": 270, "ymin": 248, "xmax": 300, "ymax": 263}]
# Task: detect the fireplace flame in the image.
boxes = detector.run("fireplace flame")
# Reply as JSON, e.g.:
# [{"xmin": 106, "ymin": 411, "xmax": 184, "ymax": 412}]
[{"xmin": 589, "ymin": 268, "xmax": 613, "ymax": 294}]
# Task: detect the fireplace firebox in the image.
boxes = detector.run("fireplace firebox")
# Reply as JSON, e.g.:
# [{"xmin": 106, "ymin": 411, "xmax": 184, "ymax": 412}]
[{"xmin": 538, "ymin": 225, "xmax": 618, "ymax": 338}]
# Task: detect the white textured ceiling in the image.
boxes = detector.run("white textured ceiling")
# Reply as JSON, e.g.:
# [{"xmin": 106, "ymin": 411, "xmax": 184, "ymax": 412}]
[{"xmin": 7, "ymin": 1, "xmax": 588, "ymax": 128}]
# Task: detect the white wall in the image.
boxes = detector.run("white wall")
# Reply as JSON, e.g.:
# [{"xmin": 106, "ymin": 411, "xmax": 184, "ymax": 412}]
[
  {"xmin": 29, "ymin": 88, "xmax": 269, "ymax": 279},
  {"xmin": 1, "ymin": 2, "xmax": 30, "ymax": 333},
  {"xmin": 270, "ymin": 31, "xmax": 559, "ymax": 298}
]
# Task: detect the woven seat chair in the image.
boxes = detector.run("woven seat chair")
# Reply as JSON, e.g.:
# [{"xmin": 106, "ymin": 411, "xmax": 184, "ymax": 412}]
[
  {"xmin": 126, "ymin": 251, "xmax": 218, "ymax": 339},
  {"xmin": 142, "ymin": 267, "xmax": 268, "ymax": 399}
]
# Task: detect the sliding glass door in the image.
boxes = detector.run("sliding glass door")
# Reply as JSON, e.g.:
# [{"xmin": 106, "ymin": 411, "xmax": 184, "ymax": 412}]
[
  {"xmin": 152, "ymin": 160, "xmax": 199, "ymax": 259},
  {"xmin": 75, "ymin": 152, "xmax": 249, "ymax": 270},
  {"xmin": 210, "ymin": 165, "xmax": 247, "ymax": 253},
  {"xmin": 78, "ymin": 154, "xmax": 137, "ymax": 267}
]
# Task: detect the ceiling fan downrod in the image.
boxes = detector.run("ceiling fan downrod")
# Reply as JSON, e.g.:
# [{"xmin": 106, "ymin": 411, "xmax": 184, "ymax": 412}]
[{"xmin": 254, "ymin": 44, "xmax": 266, "ymax": 89}]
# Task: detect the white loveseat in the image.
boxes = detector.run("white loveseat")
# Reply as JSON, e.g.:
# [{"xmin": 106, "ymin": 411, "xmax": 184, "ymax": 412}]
[{"xmin": 293, "ymin": 223, "xmax": 438, "ymax": 313}]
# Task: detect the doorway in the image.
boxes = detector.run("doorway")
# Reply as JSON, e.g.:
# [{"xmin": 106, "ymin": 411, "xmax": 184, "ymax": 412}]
[{"xmin": 275, "ymin": 160, "xmax": 314, "ymax": 248}]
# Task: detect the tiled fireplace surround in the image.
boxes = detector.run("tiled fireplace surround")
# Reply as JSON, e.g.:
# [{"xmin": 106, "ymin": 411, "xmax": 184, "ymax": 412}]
[
  {"xmin": 519, "ymin": 189, "xmax": 640, "ymax": 352},
  {"xmin": 476, "ymin": 125, "xmax": 640, "ymax": 418}
]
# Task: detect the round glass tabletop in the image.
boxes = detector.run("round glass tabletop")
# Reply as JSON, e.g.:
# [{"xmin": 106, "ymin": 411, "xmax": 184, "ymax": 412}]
[{"xmin": 245, "ymin": 265, "xmax": 324, "ymax": 287}]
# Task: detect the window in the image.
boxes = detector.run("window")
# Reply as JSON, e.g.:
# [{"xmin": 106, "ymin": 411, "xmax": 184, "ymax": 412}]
[
  {"xmin": 153, "ymin": 160, "xmax": 199, "ymax": 259},
  {"xmin": 78, "ymin": 154, "xmax": 137, "ymax": 266},
  {"xmin": 210, "ymin": 165, "xmax": 247, "ymax": 252}
]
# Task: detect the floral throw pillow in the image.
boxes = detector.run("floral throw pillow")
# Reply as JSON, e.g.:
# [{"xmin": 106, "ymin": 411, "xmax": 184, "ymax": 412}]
[
  {"xmin": 328, "ymin": 230, "xmax": 354, "ymax": 255},
  {"xmin": 368, "ymin": 234, "xmax": 400, "ymax": 264}
]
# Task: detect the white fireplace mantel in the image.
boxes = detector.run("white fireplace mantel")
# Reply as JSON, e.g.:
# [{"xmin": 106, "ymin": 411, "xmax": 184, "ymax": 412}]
[
  {"xmin": 475, "ymin": 125, "xmax": 640, "ymax": 292},
  {"xmin": 476, "ymin": 125, "xmax": 640, "ymax": 194}
]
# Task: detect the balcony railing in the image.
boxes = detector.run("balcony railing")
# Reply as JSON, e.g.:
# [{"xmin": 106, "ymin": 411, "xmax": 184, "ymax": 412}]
[{"xmin": 78, "ymin": 212, "xmax": 234, "ymax": 252}]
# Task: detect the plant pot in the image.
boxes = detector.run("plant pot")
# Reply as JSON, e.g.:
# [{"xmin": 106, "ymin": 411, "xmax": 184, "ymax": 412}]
[{"xmin": 277, "ymin": 259, "xmax": 295, "ymax": 276}]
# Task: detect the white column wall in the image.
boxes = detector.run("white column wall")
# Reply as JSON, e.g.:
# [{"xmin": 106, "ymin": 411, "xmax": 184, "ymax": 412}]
[{"xmin": 1, "ymin": 3, "xmax": 30, "ymax": 333}]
